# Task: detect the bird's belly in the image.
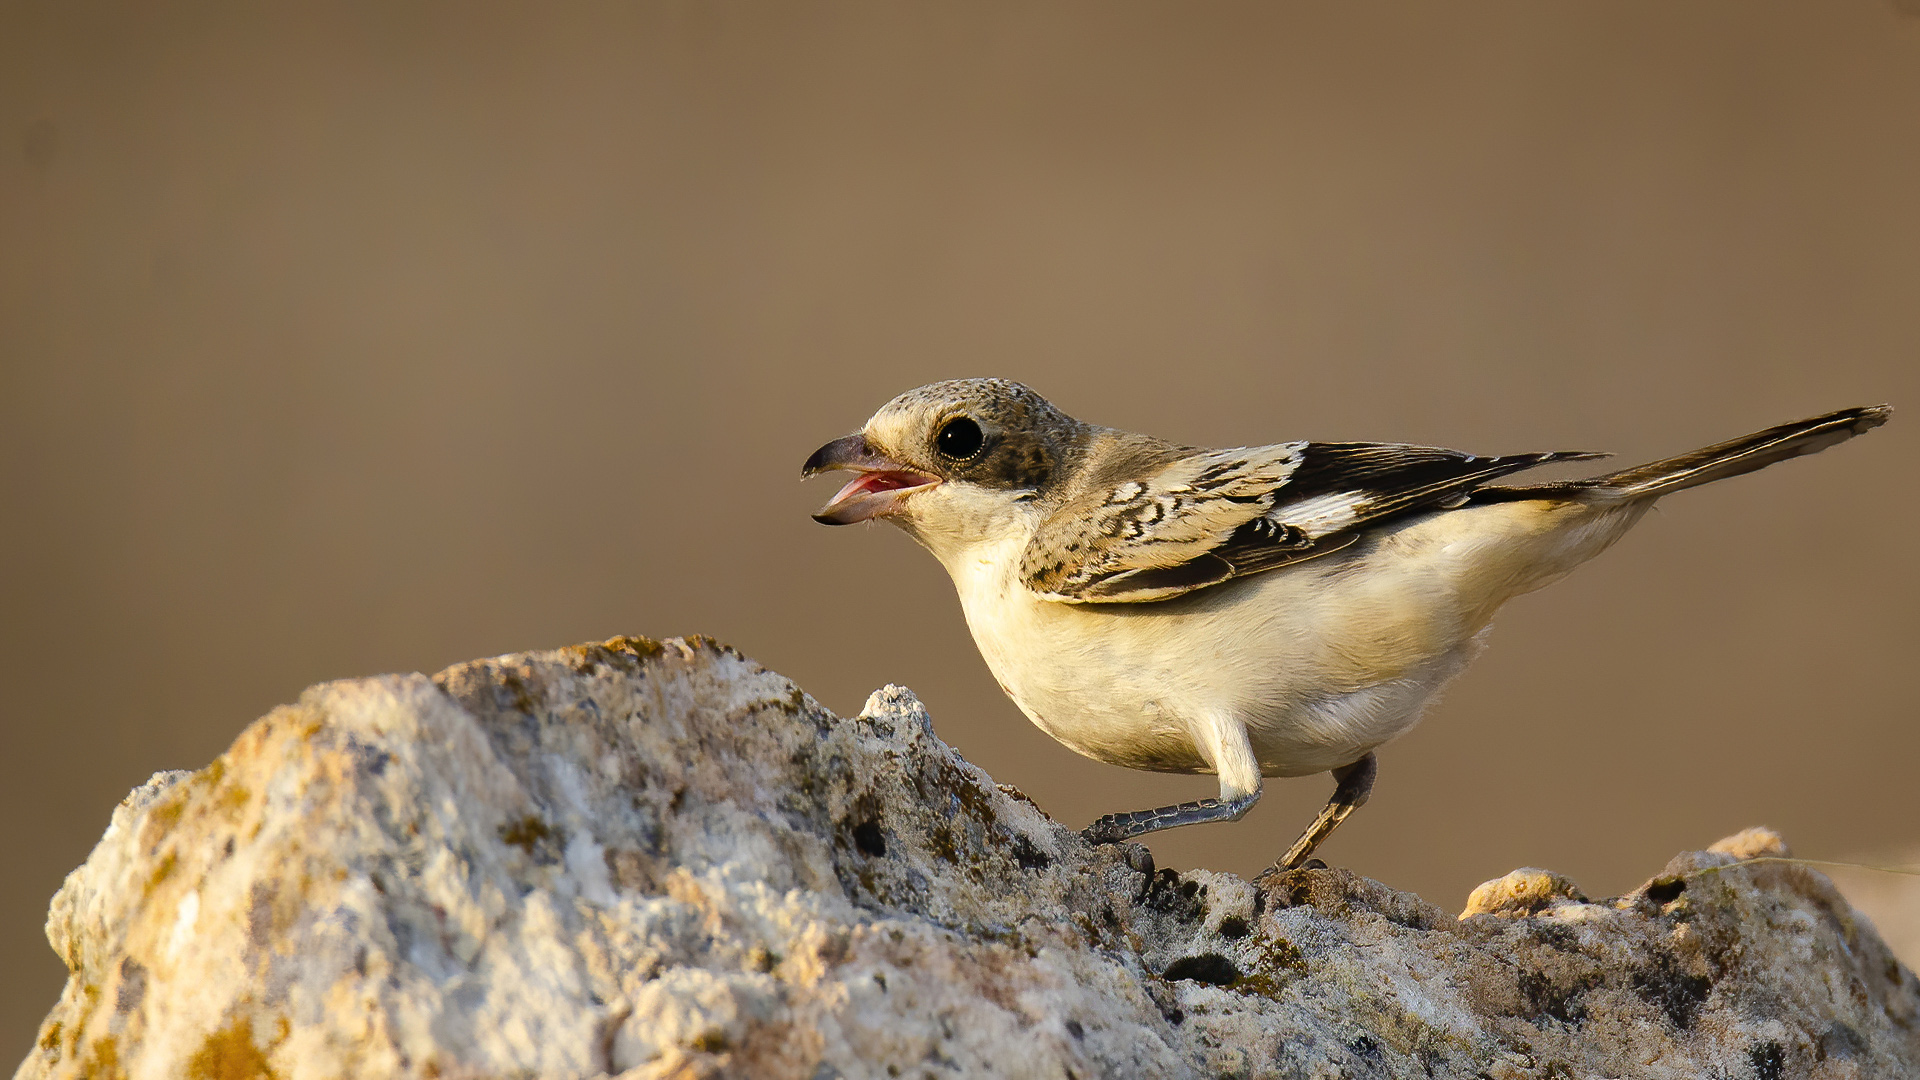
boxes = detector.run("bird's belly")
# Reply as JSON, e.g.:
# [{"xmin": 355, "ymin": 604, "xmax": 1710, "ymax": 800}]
[
  {"xmin": 956, "ymin": 551, "xmax": 1480, "ymax": 778},
  {"xmin": 1241, "ymin": 642, "xmax": 1480, "ymax": 776}
]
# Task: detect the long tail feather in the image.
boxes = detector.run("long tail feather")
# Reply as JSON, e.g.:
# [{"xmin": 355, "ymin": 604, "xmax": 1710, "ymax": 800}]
[
  {"xmin": 1579, "ymin": 404, "xmax": 1891, "ymax": 500},
  {"xmin": 1475, "ymin": 404, "xmax": 1892, "ymax": 504}
]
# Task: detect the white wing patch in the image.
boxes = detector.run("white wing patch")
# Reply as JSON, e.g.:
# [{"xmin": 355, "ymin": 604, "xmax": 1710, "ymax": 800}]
[{"xmin": 1268, "ymin": 490, "xmax": 1369, "ymax": 537}]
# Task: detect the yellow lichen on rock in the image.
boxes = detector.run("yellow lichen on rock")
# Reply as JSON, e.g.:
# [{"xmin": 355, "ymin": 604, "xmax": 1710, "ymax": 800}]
[{"xmin": 1460, "ymin": 867, "xmax": 1586, "ymax": 918}]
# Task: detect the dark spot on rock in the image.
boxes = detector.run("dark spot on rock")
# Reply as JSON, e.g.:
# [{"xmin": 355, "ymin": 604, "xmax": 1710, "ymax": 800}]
[
  {"xmin": 1163, "ymin": 953, "xmax": 1241, "ymax": 986},
  {"xmin": 345, "ymin": 736, "xmax": 391, "ymax": 776},
  {"xmin": 926, "ymin": 824, "xmax": 958, "ymax": 863},
  {"xmin": 1818, "ymin": 1020, "xmax": 1865, "ymax": 1060},
  {"xmin": 1262, "ymin": 937, "xmax": 1309, "ymax": 976},
  {"xmin": 1010, "ymin": 834, "xmax": 1050, "ymax": 870},
  {"xmin": 1643, "ymin": 876, "xmax": 1686, "ymax": 905},
  {"xmin": 1518, "ymin": 970, "xmax": 1589, "ymax": 1026},
  {"xmin": 1348, "ymin": 1034, "xmax": 1382, "ymax": 1061},
  {"xmin": 499, "ymin": 670, "xmax": 540, "ymax": 715},
  {"xmin": 1632, "ymin": 956, "xmax": 1713, "ymax": 1029},
  {"xmin": 852, "ymin": 819, "xmax": 886, "ymax": 857},
  {"xmin": 873, "ymin": 973, "xmax": 886, "ymax": 991},
  {"xmin": 689, "ymin": 1030, "xmax": 730, "ymax": 1052},
  {"xmin": 1747, "ymin": 1041, "xmax": 1785, "ymax": 1080},
  {"xmin": 1064, "ymin": 1019, "xmax": 1084, "ymax": 1040},
  {"xmin": 1217, "ymin": 916, "xmax": 1250, "ymax": 940},
  {"xmin": 499, "ymin": 815, "xmax": 556, "ymax": 854},
  {"xmin": 114, "ymin": 958, "xmax": 147, "ymax": 1014},
  {"xmin": 1141, "ymin": 868, "xmax": 1207, "ymax": 921},
  {"xmin": 1251, "ymin": 890, "xmax": 1266, "ymax": 918}
]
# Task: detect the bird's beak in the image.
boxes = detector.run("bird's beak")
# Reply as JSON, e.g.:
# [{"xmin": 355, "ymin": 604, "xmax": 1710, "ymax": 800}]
[{"xmin": 801, "ymin": 434, "xmax": 940, "ymax": 525}]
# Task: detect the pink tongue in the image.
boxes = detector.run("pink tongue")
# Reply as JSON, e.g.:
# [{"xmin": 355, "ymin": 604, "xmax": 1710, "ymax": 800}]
[
  {"xmin": 830, "ymin": 470, "xmax": 925, "ymax": 504},
  {"xmin": 861, "ymin": 473, "xmax": 918, "ymax": 493}
]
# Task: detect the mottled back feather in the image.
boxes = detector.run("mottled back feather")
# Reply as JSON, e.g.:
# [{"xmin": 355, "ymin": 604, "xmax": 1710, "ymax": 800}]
[
  {"xmin": 1023, "ymin": 441, "xmax": 1606, "ymax": 603},
  {"xmin": 1021, "ymin": 442, "xmax": 1309, "ymax": 601}
]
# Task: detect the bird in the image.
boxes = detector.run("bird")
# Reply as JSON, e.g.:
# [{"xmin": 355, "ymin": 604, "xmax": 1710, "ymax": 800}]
[{"xmin": 801, "ymin": 379, "xmax": 1889, "ymax": 873}]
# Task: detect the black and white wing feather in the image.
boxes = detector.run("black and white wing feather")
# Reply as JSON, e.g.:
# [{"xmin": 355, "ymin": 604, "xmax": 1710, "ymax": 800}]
[
  {"xmin": 1021, "ymin": 441, "xmax": 1606, "ymax": 603},
  {"xmin": 1019, "ymin": 443, "xmax": 1309, "ymax": 602}
]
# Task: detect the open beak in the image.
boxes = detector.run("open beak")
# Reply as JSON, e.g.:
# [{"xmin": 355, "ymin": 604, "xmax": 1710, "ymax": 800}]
[{"xmin": 801, "ymin": 434, "xmax": 940, "ymax": 525}]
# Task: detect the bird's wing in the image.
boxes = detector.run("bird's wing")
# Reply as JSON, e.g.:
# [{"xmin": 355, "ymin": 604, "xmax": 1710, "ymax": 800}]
[{"xmin": 1021, "ymin": 441, "xmax": 1607, "ymax": 603}]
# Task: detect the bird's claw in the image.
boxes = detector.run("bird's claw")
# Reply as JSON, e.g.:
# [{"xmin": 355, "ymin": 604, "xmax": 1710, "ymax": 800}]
[{"xmin": 1081, "ymin": 815, "xmax": 1137, "ymax": 845}]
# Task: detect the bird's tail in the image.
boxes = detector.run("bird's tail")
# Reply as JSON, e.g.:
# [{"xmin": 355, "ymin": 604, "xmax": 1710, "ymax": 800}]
[
  {"xmin": 1574, "ymin": 404, "xmax": 1891, "ymax": 501},
  {"xmin": 1479, "ymin": 404, "xmax": 1892, "ymax": 504}
]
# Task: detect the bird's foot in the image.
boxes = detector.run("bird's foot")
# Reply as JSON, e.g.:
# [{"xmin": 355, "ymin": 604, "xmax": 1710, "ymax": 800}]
[
  {"xmin": 1251, "ymin": 858, "xmax": 1326, "ymax": 885},
  {"xmin": 1258, "ymin": 752, "xmax": 1378, "ymax": 877},
  {"xmin": 1082, "ymin": 791, "xmax": 1259, "ymax": 844}
]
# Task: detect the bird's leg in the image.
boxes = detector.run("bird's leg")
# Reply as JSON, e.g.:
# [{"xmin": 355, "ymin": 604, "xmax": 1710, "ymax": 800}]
[
  {"xmin": 1083, "ymin": 711, "xmax": 1262, "ymax": 844},
  {"xmin": 1265, "ymin": 752, "xmax": 1377, "ymax": 874},
  {"xmin": 1082, "ymin": 790, "xmax": 1261, "ymax": 843}
]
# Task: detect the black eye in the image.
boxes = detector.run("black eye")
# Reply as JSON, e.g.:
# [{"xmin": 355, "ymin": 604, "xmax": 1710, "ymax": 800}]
[{"xmin": 935, "ymin": 416, "xmax": 984, "ymax": 460}]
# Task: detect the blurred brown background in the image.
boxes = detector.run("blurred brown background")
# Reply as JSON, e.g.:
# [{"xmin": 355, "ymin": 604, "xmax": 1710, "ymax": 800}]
[{"xmin": 4, "ymin": 0, "xmax": 1917, "ymax": 1057}]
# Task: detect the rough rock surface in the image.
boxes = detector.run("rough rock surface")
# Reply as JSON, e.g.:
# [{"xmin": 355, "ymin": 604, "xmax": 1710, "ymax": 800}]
[{"xmin": 16, "ymin": 636, "xmax": 1920, "ymax": 1080}]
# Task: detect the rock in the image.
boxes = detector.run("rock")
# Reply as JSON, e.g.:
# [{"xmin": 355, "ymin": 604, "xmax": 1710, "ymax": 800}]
[
  {"xmin": 1460, "ymin": 869, "xmax": 1587, "ymax": 918},
  {"xmin": 15, "ymin": 635, "xmax": 1920, "ymax": 1080},
  {"xmin": 1709, "ymin": 827, "xmax": 1792, "ymax": 862}
]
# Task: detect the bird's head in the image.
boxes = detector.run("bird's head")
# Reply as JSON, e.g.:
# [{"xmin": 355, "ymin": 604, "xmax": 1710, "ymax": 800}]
[{"xmin": 802, "ymin": 379, "xmax": 1087, "ymax": 539}]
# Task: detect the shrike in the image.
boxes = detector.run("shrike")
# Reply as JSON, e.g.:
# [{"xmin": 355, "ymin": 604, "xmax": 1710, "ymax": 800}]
[{"xmin": 802, "ymin": 380, "xmax": 1888, "ymax": 872}]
